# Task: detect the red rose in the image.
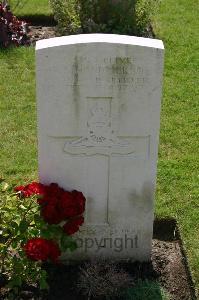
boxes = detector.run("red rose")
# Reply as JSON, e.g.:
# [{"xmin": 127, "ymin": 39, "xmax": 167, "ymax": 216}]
[
  {"xmin": 63, "ymin": 216, "xmax": 84, "ymax": 235},
  {"xmin": 41, "ymin": 201, "xmax": 63, "ymax": 225},
  {"xmin": 27, "ymin": 182, "xmax": 46, "ymax": 196},
  {"xmin": 15, "ymin": 182, "xmax": 46, "ymax": 198},
  {"xmin": 37, "ymin": 183, "xmax": 64, "ymax": 206},
  {"xmin": 23, "ymin": 238, "xmax": 61, "ymax": 263},
  {"xmin": 39, "ymin": 188, "xmax": 66, "ymax": 224},
  {"xmin": 41, "ymin": 189, "xmax": 86, "ymax": 223},
  {"xmin": 15, "ymin": 182, "xmax": 86, "ymax": 225},
  {"xmin": 59, "ymin": 190, "xmax": 86, "ymax": 219},
  {"xmin": 72, "ymin": 190, "xmax": 86, "ymax": 215},
  {"xmin": 59, "ymin": 191, "xmax": 77, "ymax": 218},
  {"xmin": 15, "ymin": 185, "xmax": 25, "ymax": 193},
  {"xmin": 48, "ymin": 241, "xmax": 61, "ymax": 263},
  {"xmin": 48, "ymin": 183, "xmax": 65, "ymax": 196}
]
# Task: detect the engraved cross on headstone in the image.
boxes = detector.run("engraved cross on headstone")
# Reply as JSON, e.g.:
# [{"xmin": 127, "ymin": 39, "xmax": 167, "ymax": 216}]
[{"xmin": 51, "ymin": 97, "xmax": 149, "ymax": 225}]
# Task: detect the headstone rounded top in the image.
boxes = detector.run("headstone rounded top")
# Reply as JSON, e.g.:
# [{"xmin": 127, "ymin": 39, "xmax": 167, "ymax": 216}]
[{"xmin": 36, "ymin": 34, "xmax": 164, "ymax": 51}]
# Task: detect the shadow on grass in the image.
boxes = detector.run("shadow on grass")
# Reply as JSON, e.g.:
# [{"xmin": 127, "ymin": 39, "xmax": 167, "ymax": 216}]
[
  {"xmin": 18, "ymin": 14, "xmax": 57, "ymax": 26},
  {"xmin": 153, "ymin": 217, "xmax": 177, "ymax": 241}
]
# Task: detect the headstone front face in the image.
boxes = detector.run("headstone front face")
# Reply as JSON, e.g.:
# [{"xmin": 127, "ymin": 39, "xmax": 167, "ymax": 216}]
[{"xmin": 36, "ymin": 34, "xmax": 164, "ymax": 261}]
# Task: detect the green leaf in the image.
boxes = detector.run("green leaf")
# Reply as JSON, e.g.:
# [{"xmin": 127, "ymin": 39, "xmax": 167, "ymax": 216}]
[
  {"xmin": 19, "ymin": 220, "xmax": 29, "ymax": 233},
  {"xmin": 34, "ymin": 214, "xmax": 42, "ymax": 223},
  {"xmin": 11, "ymin": 221, "xmax": 18, "ymax": 229},
  {"xmin": 7, "ymin": 276, "xmax": 22, "ymax": 288},
  {"xmin": 0, "ymin": 178, "xmax": 5, "ymax": 184},
  {"xmin": 11, "ymin": 240, "xmax": 18, "ymax": 249},
  {"xmin": 31, "ymin": 206, "xmax": 40, "ymax": 214},
  {"xmin": 29, "ymin": 227, "xmax": 40, "ymax": 236},
  {"xmin": 40, "ymin": 229, "xmax": 52, "ymax": 239},
  {"xmin": 41, "ymin": 225, "xmax": 63, "ymax": 240},
  {"xmin": 60, "ymin": 235, "xmax": 77, "ymax": 252},
  {"xmin": 50, "ymin": 225, "xmax": 63, "ymax": 235},
  {"xmin": 68, "ymin": 240, "xmax": 78, "ymax": 252},
  {"xmin": 1, "ymin": 182, "xmax": 9, "ymax": 192},
  {"xmin": 14, "ymin": 218, "xmax": 21, "ymax": 226},
  {"xmin": 19, "ymin": 204, "xmax": 27, "ymax": 210},
  {"xmin": 2, "ymin": 233, "xmax": 9, "ymax": 237},
  {"xmin": 39, "ymin": 276, "xmax": 49, "ymax": 290}
]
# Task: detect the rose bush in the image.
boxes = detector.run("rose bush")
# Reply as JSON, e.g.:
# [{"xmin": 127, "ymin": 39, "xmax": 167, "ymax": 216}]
[
  {"xmin": 0, "ymin": 180, "xmax": 86, "ymax": 296},
  {"xmin": 15, "ymin": 182, "xmax": 86, "ymax": 229}
]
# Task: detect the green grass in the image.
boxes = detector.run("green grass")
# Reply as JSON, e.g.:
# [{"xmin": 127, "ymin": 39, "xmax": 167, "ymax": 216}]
[
  {"xmin": 0, "ymin": 0, "xmax": 198, "ymax": 297},
  {"xmin": 9, "ymin": 0, "xmax": 52, "ymax": 18},
  {"xmin": 153, "ymin": 0, "xmax": 199, "ymax": 295},
  {"xmin": 124, "ymin": 280, "xmax": 170, "ymax": 300},
  {"xmin": 0, "ymin": 47, "xmax": 37, "ymax": 183}
]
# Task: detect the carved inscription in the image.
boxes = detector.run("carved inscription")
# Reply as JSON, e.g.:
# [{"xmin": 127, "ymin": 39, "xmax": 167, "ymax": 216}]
[
  {"xmin": 63, "ymin": 97, "xmax": 149, "ymax": 156},
  {"xmin": 87, "ymin": 98, "xmax": 112, "ymax": 145},
  {"xmin": 68, "ymin": 56, "xmax": 149, "ymax": 90}
]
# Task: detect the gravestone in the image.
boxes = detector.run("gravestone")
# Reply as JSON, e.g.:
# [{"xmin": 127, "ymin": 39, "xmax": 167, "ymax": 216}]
[{"xmin": 36, "ymin": 34, "xmax": 164, "ymax": 261}]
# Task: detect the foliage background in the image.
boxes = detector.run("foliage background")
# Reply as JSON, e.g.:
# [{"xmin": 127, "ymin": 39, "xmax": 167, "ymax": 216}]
[{"xmin": 49, "ymin": 0, "xmax": 156, "ymax": 35}]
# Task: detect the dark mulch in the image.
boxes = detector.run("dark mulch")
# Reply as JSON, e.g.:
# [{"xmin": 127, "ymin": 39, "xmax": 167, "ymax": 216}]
[
  {"xmin": 28, "ymin": 26, "xmax": 58, "ymax": 45},
  {"xmin": 0, "ymin": 219, "xmax": 196, "ymax": 300},
  {"xmin": 27, "ymin": 24, "xmax": 154, "ymax": 46}
]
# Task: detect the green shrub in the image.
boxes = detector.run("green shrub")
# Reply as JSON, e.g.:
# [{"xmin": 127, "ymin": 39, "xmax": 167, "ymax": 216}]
[
  {"xmin": 136, "ymin": 0, "xmax": 156, "ymax": 35},
  {"xmin": 49, "ymin": 0, "xmax": 81, "ymax": 35},
  {"xmin": 50, "ymin": 0, "xmax": 156, "ymax": 36},
  {"xmin": 79, "ymin": 0, "xmax": 137, "ymax": 34}
]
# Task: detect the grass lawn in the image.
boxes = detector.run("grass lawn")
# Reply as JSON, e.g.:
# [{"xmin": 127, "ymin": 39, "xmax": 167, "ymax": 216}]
[
  {"xmin": 125, "ymin": 280, "xmax": 170, "ymax": 300},
  {"xmin": 9, "ymin": 0, "xmax": 52, "ymax": 18},
  {"xmin": 0, "ymin": 0, "xmax": 198, "ymax": 297},
  {"xmin": 153, "ymin": 0, "xmax": 199, "ymax": 295},
  {"xmin": 0, "ymin": 47, "xmax": 37, "ymax": 183}
]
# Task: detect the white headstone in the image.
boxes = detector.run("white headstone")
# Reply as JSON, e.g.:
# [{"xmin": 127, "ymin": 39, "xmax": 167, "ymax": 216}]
[{"xmin": 36, "ymin": 34, "xmax": 164, "ymax": 261}]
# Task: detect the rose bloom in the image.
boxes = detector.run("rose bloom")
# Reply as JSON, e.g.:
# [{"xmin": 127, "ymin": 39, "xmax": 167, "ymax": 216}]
[
  {"xmin": 72, "ymin": 190, "xmax": 86, "ymax": 215},
  {"xmin": 63, "ymin": 216, "xmax": 84, "ymax": 235},
  {"xmin": 37, "ymin": 183, "xmax": 64, "ymax": 206},
  {"xmin": 41, "ymin": 201, "xmax": 63, "ymax": 225},
  {"xmin": 59, "ymin": 190, "xmax": 86, "ymax": 219},
  {"xmin": 41, "ymin": 190, "xmax": 86, "ymax": 224},
  {"xmin": 15, "ymin": 182, "xmax": 86, "ymax": 225},
  {"xmin": 47, "ymin": 183, "xmax": 65, "ymax": 197},
  {"xmin": 15, "ymin": 182, "xmax": 46, "ymax": 198},
  {"xmin": 23, "ymin": 238, "xmax": 61, "ymax": 263}
]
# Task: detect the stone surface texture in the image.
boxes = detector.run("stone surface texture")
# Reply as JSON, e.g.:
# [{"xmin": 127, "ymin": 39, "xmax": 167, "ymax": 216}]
[{"xmin": 36, "ymin": 34, "xmax": 164, "ymax": 261}]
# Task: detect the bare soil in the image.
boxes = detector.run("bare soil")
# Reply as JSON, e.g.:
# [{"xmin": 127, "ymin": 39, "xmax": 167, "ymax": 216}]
[{"xmin": 28, "ymin": 26, "xmax": 58, "ymax": 45}]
